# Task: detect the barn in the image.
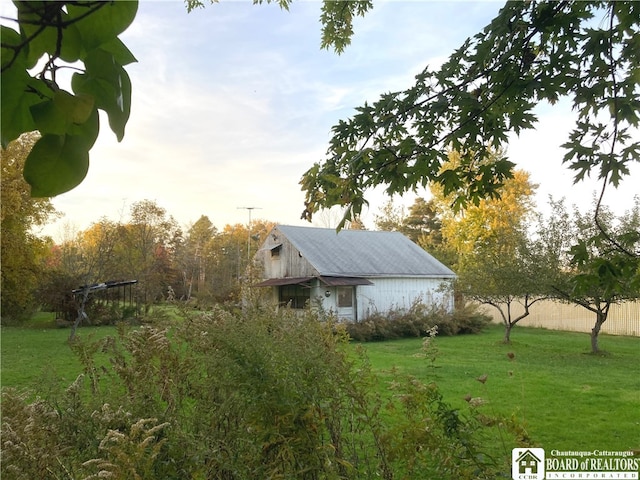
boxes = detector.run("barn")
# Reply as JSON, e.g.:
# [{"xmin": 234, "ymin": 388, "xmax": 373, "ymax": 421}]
[{"xmin": 253, "ymin": 225, "xmax": 456, "ymax": 321}]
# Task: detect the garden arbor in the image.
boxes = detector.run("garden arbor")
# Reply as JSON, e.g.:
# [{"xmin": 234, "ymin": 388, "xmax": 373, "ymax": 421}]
[{"xmin": 69, "ymin": 279, "xmax": 138, "ymax": 340}]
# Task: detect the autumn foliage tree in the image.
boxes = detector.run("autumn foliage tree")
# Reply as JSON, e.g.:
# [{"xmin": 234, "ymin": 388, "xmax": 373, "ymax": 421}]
[
  {"xmin": 431, "ymin": 153, "xmax": 543, "ymax": 343},
  {"xmin": 119, "ymin": 200, "xmax": 181, "ymax": 305},
  {"xmin": 1, "ymin": 133, "xmax": 56, "ymax": 323},
  {"xmin": 176, "ymin": 215, "xmax": 218, "ymax": 301}
]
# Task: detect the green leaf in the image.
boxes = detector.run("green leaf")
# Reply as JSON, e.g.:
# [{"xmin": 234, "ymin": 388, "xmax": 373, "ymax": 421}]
[
  {"xmin": 15, "ymin": 2, "xmax": 82, "ymax": 66},
  {"xmin": 1, "ymin": 25, "xmax": 26, "ymax": 70},
  {"xmin": 100, "ymin": 37, "xmax": 138, "ymax": 66},
  {"xmin": 72, "ymin": 49, "xmax": 131, "ymax": 141},
  {"xmin": 24, "ymin": 134, "xmax": 91, "ymax": 197},
  {"xmin": 67, "ymin": 1, "xmax": 138, "ymax": 52},
  {"xmin": 30, "ymin": 90, "xmax": 95, "ymax": 136},
  {"xmin": 68, "ymin": 108, "xmax": 100, "ymax": 149},
  {"xmin": 1, "ymin": 66, "xmax": 40, "ymax": 148},
  {"xmin": 56, "ymin": 22, "xmax": 83, "ymax": 64},
  {"xmin": 56, "ymin": 90, "xmax": 95, "ymax": 124}
]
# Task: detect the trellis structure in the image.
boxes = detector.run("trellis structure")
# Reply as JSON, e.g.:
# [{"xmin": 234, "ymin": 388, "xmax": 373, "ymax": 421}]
[{"xmin": 71, "ymin": 279, "xmax": 140, "ymax": 325}]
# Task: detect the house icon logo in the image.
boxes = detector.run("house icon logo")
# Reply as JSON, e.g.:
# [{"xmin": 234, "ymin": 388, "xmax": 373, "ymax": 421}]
[{"xmin": 512, "ymin": 448, "xmax": 545, "ymax": 480}]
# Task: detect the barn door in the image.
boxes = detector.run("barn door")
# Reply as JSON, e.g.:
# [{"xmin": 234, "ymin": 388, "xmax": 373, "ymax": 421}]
[{"xmin": 336, "ymin": 286, "xmax": 354, "ymax": 321}]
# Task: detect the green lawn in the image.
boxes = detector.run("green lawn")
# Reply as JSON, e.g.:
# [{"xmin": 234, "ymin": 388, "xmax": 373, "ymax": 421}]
[
  {"xmin": 2, "ymin": 320, "xmax": 639, "ymax": 454},
  {"xmin": 0, "ymin": 320, "xmax": 117, "ymax": 391},
  {"xmin": 358, "ymin": 324, "xmax": 640, "ymax": 452}
]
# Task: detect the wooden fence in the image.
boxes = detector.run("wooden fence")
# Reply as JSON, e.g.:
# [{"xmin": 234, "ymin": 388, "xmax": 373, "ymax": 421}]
[{"xmin": 479, "ymin": 299, "xmax": 640, "ymax": 337}]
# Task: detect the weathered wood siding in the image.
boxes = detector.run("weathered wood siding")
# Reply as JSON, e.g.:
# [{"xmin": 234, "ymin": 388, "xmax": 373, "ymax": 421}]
[
  {"xmin": 258, "ymin": 232, "xmax": 318, "ymax": 278},
  {"xmin": 479, "ymin": 299, "xmax": 640, "ymax": 336}
]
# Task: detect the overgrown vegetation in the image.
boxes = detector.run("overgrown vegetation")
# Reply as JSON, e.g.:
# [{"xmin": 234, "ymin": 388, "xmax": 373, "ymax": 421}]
[
  {"xmin": 345, "ymin": 303, "xmax": 491, "ymax": 342},
  {"xmin": 1, "ymin": 306, "xmax": 523, "ymax": 479}
]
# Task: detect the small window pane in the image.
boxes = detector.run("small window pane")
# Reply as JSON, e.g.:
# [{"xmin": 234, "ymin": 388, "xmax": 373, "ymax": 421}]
[
  {"xmin": 279, "ymin": 284, "xmax": 309, "ymax": 309},
  {"xmin": 337, "ymin": 287, "xmax": 353, "ymax": 308}
]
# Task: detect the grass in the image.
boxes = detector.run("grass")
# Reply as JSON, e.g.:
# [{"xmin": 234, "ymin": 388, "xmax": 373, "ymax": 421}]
[
  {"xmin": 0, "ymin": 313, "xmax": 117, "ymax": 390},
  {"xmin": 2, "ymin": 318, "xmax": 639, "ymax": 454},
  {"xmin": 358, "ymin": 324, "xmax": 640, "ymax": 452}
]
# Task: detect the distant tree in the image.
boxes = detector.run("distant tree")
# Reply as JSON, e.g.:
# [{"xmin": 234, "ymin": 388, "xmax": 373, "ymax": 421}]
[
  {"xmin": 209, "ymin": 226, "xmax": 242, "ymax": 302},
  {"xmin": 431, "ymin": 152, "xmax": 536, "ymax": 261},
  {"xmin": 122, "ymin": 200, "xmax": 181, "ymax": 305},
  {"xmin": 207, "ymin": 221, "xmax": 274, "ymax": 303},
  {"xmin": 80, "ymin": 219, "xmax": 126, "ymax": 279},
  {"xmin": 376, "ymin": 198, "xmax": 441, "ymax": 240},
  {"xmin": 403, "ymin": 197, "xmax": 443, "ymax": 246},
  {"xmin": 67, "ymin": 218, "xmax": 123, "ymax": 339},
  {"xmin": 459, "ymin": 234, "xmax": 549, "ymax": 344},
  {"xmin": 374, "ymin": 197, "xmax": 449, "ymax": 265},
  {"xmin": 527, "ymin": 197, "xmax": 576, "ymax": 291},
  {"xmin": 1, "ymin": 132, "xmax": 57, "ymax": 323},
  {"xmin": 313, "ymin": 206, "xmax": 366, "ymax": 230},
  {"xmin": 374, "ymin": 200, "xmax": 406, "ymax": 233},
  {"xmin": 179, "ymin": 215, "xmax": 217, "ymax": 300},
  {"xmin": 346, "ymin": 217, "xmax": 367, "ymax": 230},
  {"xmin": 38, "ymin": 224, "xmax": 86, "ymax": 321}
]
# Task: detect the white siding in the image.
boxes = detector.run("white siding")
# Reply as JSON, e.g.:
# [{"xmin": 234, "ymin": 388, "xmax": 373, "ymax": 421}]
[{"xmin": 356, "ymin": 277, "xmax": 454, "ymax": 321}]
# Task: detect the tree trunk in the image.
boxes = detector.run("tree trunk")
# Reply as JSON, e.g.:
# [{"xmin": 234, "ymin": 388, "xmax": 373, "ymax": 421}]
[
  {"xmin": 590, "ymin": 310, "xmax": 607, "ymax": 353},
  {"xmin": 69, "ymin": 287, "xmax": 90, "ymax": 342},
  {"xmin": 503, "ymin": 322, "xmax": 513, "ymax": 344}
]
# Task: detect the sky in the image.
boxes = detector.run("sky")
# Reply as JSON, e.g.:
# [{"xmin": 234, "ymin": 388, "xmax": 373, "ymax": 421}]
[{"xmin": 4, "ymin": 1, "xmax": 638, "ymax": 240}]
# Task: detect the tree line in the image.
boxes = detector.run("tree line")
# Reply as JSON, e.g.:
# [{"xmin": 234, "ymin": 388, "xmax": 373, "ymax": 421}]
[
  {"xmin": 3, "ymin": 134, "xmax": 639, "ymax": 352},
  {"xmin": 1, "ymin": 133, "xmax": 276, "ymax": 324},
  {"xmin": 4, "ymin": 134, "xmax": 638, "ymax": 352}
]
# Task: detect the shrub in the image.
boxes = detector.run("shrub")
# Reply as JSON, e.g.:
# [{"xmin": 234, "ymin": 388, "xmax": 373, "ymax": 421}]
[
  {"xmin": 1, "ymin": 306, "xmax": 519, "ymax": 479},
  {"xmin": 345, "ymin": 302, "xmax": 491, "ymax": 342},
  {"xmin": 453, "ymin": 303, "xmax": 493, "ymax": 334}
]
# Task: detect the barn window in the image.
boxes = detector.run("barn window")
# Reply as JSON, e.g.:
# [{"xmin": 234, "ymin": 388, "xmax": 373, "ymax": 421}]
[
  {"xmin": 337, "ymin": 286, "xmax": 353, "ymax": 308},
  {"xmin": 279, "ymin": 284, "xmax": 309, "ymax": 309}
]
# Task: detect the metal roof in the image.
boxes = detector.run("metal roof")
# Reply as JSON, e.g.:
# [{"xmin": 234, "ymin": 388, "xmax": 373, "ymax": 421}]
[
  {"xmin": 253, "ymin": 276, "xmax": 373, "ymax": 287},
  {"xmin": 72, "ymin": 279, "xmax": 138, "ymax": 294},
  {"xmin": 275, "ymin": 225, "xmax": 456, "ymax": 278},
  {"xmin": 253, "ymin": 276, "xmax": 314, "ymax": 287}
]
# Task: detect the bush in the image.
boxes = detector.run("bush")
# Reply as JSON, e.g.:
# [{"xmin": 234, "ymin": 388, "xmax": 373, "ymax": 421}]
[
  {"xmin": 453, "ymin": 304, "xmax": 494, "ymax": 334},
  {"xmin": 1, "ymin": 306, "xmax": 520, "ymax": 479},
  {"xmin": 345, "ymin": 302, "xmax": 491, "ymax": 342}
]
